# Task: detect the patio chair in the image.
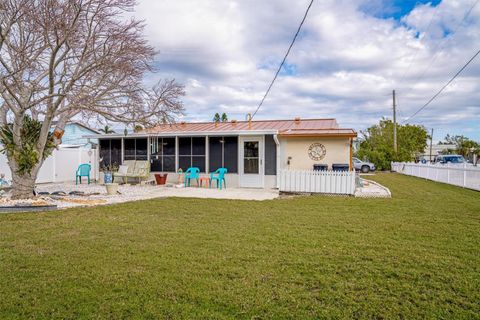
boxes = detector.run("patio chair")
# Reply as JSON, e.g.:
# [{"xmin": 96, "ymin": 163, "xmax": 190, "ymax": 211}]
[
  {"xmin": 210, "ymin": 168, "xmax": 227, "ymax": 190},
  {"xmin": 184, "ymin": 167, "xmax": 200, "ymax": 187},
  {"xmin": 76, "ymin": 163, "xmax": 91, "ymax": 185}
]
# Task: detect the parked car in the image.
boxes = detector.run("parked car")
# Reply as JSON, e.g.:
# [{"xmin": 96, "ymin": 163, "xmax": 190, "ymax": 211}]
[
  {"xmin": 434, "ymin": 154, "xmax": 466, "ymax": 165},
  {"xmin": 352, "ymin": 157, "xmax": 376, "ymax": 173}
]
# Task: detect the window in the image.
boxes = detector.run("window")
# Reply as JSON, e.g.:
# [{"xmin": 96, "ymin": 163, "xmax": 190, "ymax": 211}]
[
  {"xmin": 209, "ymin": 136, "xmax": 238, "ymax": 173},
  {"xmin": 99, "ymin": 139, "xmax": 121, "ymax": 169},
  {"xmin": 150, "ymin": 137, "xmax": 175, "ymax": 172},
  {"xmin": 124, "ymin": 138, "xmax": 148, "ymax": 161},
  {"xmin": 243, "ymin": 141, "xmax": 259, "ymax": 174},
  {"xmin": 179, "ymin": 137, "xmax": 206, "ymax": 172}
]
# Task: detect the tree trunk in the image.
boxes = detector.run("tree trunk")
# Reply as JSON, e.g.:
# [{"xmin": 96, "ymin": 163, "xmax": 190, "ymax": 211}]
[{"xmin": 10, "ymin": 171, "xmax": 37, "ymax": 199}]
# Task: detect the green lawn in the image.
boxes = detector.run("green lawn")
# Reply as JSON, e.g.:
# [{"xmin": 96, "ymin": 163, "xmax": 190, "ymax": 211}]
[{"xmin": 0, "ymin": 173, "xmax": 479, "ymax": 319}]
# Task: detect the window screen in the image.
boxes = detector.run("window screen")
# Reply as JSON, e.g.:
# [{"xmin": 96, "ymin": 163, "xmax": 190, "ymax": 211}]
[
  {"xmin": 100, "ymin": 139, "xmax": 122, "ymax": 169},
  {"xmin": 178, "ymin": 137, "xmax": 206, "ymax": 172},
  {"xmin": 123, "ymin": 138, "xmax": 148, "ymax": 161},
  {"xmin": 264, "ymin": 135, "xmax": 277, "ymax": 175},
  {"xmin": 150, "ymin": 137, "xmax": 176, "ymax": 172},
  {"xmin": 208, "ymin": 136, "xmax": 237, "ymax": 173}
]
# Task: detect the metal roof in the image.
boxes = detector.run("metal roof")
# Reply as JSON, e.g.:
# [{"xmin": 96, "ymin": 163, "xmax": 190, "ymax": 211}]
[
  {"xmin": 86, "ymin": 118, "xmax": 356, "ymax": 138},
  {"xmin": 142, "ymin": 118, "xmax": 350, "ymax": 133}
]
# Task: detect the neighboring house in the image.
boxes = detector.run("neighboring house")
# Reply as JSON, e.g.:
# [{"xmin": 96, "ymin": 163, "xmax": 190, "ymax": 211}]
[
  {"xmin": 51, "ymin": 121, "xmax": 99, "ymax": 148},
  {"xmin": 88, "ymin": 118, "xmax": 357, "ymax": 188}
]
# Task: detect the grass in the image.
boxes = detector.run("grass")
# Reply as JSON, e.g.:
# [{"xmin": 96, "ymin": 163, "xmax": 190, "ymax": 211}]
[{"xmin": 0, "ymin": 173, "xmax": 479, "ymax": 319}]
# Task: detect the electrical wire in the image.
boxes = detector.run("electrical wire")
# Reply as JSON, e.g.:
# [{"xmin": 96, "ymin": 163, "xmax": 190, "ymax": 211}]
[
  {"xmin": 402, "ymin": 48, "xmax": 480, "ymax": 123},
  {"xmin": 397, "ymin": 2, "xmax": 440, "ymax": 87},
  {"xmin": 401, "ymin": 0, "xmax": 480, "ymax": 97},
  {"xmin": 251, "ymin": 0, "xmax": 315, "ymax": 119}
]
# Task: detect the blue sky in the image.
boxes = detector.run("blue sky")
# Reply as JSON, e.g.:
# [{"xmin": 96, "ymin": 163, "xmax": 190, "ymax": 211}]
[{"xmin": 135, "ymin": 0, "xmax": 480, "ymax": 142}]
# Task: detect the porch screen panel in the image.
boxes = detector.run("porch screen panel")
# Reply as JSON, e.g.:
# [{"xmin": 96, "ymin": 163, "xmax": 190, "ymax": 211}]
[
  {"xmin": 209, "ymin": 136, "xmax": 237, "ymax": 173},
  {"xmin": 99, "ymin": 139, "xmax": 111, "ymax": 167},
  {"xmin": 124, "ymin": 138, "xmax": 135, "ymax": 160},
  {"xmin": 135, "ymin": 138, "xmax": 148, "ymax": 160},
  {"xmin": 264, "ymin": 135, "xmax": 277, "ymax": 175},
  {"xmin": 208, "ymin": 137, "xmax": 223, "ymax": 172},
  {"xmin": 179, "ymin": 137, "xmax": 206, "ymax": 172},
  {"xmin": 223, "ymin": 136, "xmax": 238, "ymax": 173},
  {"xmin": 162, "ymin": 138, "xmax": 176, "ymax": 172},
  {"xmin": 100, "ymin": 139, "xmax": 121, "ymax": 169},
  {"xmin": 150, "ymin": 137, "xmax": 175, "ymax": 172}
]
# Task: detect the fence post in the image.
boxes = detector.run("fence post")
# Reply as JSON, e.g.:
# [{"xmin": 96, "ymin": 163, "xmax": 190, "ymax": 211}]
[{"xmin": 463, "ymin": 164, "xmax": 467, "ymax": 188}]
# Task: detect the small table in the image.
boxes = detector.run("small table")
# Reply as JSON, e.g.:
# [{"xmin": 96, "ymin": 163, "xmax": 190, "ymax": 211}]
[{"xmin": 198, "ymin": 176, "xmax": 210, "ymax": 188}]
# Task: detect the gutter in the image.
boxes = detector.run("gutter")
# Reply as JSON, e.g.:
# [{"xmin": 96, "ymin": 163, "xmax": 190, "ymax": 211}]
[{"xmin": 84, "ymin": 129, "xmax": 278, "ymax": 139}]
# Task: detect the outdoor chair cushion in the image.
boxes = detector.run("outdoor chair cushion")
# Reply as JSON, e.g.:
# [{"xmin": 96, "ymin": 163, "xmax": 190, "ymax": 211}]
[
  {"xmin": 123, "ymin": 160, "xmax": 136, "ymax": 175},
  {"xmin": 133, "ymin": 161, "xmax": 149, "ymax": 178},
  {"xmin": 117, "ymin": 165, "xmax": 128, "ymax": 176}
]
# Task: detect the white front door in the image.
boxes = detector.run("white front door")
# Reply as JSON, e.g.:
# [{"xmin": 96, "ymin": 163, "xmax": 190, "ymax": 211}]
[{"xmin": 239, "ymin": 136, "xmax": 264, "ymax": 188}]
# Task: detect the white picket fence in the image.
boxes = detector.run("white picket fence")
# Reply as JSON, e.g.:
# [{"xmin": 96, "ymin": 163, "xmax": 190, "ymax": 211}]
[
  {"xmin": 0, "ymin": 148, "xmax": 99, "ymax": 184},
  {"xmin": 391, "ymin": 162, "xmax": 480, "ymax": 191},
  {"xmin": 279, "ymin": 169, "xmax": 356, "ymax": 195}
]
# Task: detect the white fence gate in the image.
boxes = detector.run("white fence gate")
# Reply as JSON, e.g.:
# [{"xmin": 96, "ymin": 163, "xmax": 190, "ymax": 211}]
[
  {"xmin": 279, "ymin": 169, "xmax": 356, "ymax": 195},
  {"xmin": 0, "ymin": 148, "xmax": 99, "ymax": 184},
  {"xmin": 391, "ymin": 162, "xmax": 480, "ymax": 191}
]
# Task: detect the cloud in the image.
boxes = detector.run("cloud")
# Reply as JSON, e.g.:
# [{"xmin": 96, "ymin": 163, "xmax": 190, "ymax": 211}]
[{"xmin": 134, "ymin": 0, "xmax": 480, "ymax": 140}]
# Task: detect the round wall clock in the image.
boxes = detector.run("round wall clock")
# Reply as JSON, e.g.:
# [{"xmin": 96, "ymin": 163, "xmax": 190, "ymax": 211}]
[{"xmin": 308, "ymin": 143, "xmax": 326, "ymax": 161}]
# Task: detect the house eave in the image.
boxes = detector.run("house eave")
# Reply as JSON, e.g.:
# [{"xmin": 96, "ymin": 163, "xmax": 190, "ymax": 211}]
[{"xmin": 84, "ymin": 129, "xmax": 279, "ymax": 139}]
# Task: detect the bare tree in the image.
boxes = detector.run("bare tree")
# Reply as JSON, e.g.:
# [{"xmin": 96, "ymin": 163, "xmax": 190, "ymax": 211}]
[{"xmin": 0, "ymin": 0, "xmax": 185, "ymax": 199}]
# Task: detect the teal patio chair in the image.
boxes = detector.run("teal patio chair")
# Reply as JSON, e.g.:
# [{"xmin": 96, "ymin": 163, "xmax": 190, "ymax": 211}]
[
  {"xmin": 210, "ymin": 168, "xmax": 227, "ymax": 190},
  {"xmin": 76, "ymin": 163, "xmax": 91, "ymax": 185},
  {"xmin": 184, "ymin": 167, "xmax": 200, "ymax": 187}
]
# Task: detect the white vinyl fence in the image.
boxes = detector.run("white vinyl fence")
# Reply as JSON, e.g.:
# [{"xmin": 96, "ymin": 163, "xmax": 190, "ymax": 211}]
[
  {"xmin": 0, "ymin": 148, "xmax": 99, "ymax": 184},
  {"xmin": 391, "ymin": 162, "xmax": 480, "ymax": 191},
  {"xmin": 279, "ymin": 169, "xmax": 356, "ymax": 195}
]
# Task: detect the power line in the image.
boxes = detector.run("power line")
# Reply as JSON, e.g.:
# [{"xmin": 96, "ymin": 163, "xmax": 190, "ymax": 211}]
[
  {"xmin": 401, "ymin": 0, "xmax": 480, "ymax": 96},
  {"xmin": 402, "ymin": 48, "xmax": 480, "ymax": 123},
  {"xmin": 397, "ymin": 2, "xmax": 440, "ymax": 87},
  {"xmin": 251, "ymin": 0, "xmax": 314, "ymax": 119}
]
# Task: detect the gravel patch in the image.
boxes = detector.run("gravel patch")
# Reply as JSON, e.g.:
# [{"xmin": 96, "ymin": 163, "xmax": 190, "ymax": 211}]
[{"xmin": 15, "ymin": 182, "xmax": 281, "ymax": 209}]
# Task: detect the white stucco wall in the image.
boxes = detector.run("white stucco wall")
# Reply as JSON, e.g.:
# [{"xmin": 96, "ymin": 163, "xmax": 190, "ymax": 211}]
[{"xmin": 279, "ymin": 137, "xmax": 351, "ymax": 171}]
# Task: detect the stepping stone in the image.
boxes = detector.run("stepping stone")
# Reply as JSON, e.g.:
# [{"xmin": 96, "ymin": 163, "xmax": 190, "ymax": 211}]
[
  {"xmin": 51, "ymin": 191, "xmax": 67, "ymax": 196},
  {"xmin": 69, "ymin": 191, "xmax": 85, "ymax": 196},
  {"xmin": 37, "ymin": 192, "xmax": 50, "ymax": 195}
]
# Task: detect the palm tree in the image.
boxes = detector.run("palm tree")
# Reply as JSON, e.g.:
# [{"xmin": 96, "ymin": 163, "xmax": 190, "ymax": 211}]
[{"xmin": 99, "ymin": 125, "xmax": 115, "ymax": 134}]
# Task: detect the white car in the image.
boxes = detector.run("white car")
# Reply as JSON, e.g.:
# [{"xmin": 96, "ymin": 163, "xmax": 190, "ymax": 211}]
[{"xmin": 353, "ymin": 157, "xmax": 376, "ymax": 173}]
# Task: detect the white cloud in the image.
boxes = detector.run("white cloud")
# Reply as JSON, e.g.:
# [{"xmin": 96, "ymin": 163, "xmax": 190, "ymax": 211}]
[{"xmin": 134, "ymin": 0, "xmax": 480, "ymax": 140}]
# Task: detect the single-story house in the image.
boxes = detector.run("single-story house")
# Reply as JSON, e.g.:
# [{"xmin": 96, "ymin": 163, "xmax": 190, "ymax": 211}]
[
  {"xmin": 51, "ymin": 121, "xmax": 99, "ymax": 149},
  {"xmin": 87, "ymin": 118, "xmax": 357, "ymax": 188}
]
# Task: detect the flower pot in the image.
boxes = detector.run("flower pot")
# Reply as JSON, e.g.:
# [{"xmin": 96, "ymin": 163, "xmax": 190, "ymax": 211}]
[
  {"xmin": 105, "ymin": 183, "xmax": 119, "ymax": 195},
  {"xmin": 104, "ymin": 172, "xmax": 113, "ymax": 184},
  {"xmin": 154, "ymin": 173, "xmax": 168, "ymax": 185}
]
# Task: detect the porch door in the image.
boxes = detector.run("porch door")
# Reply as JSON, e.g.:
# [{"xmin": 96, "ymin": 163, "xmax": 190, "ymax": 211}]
[{"xmin": 239, "ymin": 136, "xmax": 264, "ymax": 188}]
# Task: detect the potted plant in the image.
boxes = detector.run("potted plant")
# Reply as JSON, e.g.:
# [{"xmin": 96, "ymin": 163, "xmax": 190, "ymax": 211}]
[
  {"xmin": 105, "ymin": 182, "xmax": 119, "ymax": 195},
  {"xmin": 100, "ymin": 163, "xmax": 118, "ymax": 184}
]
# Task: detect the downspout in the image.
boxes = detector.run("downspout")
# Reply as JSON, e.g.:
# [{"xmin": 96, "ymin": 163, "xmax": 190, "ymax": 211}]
[{"xmin": 273, "ymin": 134, "xmax": 280, "ymax": 189}]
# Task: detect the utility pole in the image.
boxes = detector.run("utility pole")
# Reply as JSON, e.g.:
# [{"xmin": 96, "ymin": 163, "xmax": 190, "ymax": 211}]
[
  {"xmin": 393, "ymin": 89, "xmax": 397, "ymax": 153},
  {"xmin": 429, "ymin": 128, "xmax": 434, "ymax": 162}
]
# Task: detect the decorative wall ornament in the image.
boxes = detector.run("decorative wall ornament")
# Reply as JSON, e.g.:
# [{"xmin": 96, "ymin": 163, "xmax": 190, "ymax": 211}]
[{"xmin": 308, "ymin": 143, "xmax": 326, "ymax": 161}]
